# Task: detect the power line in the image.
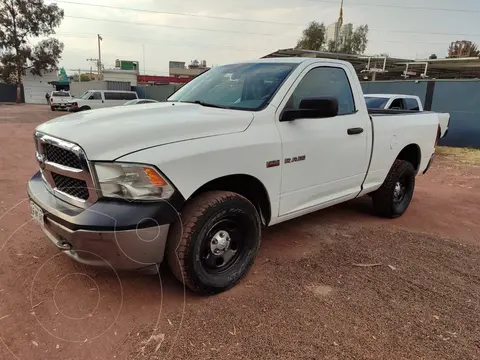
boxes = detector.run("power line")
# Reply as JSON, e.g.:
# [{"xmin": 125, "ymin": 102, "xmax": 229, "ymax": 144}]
[
  {"xmin": 51, "ymin": 0, "xmax": 303, "ymax": 26},
  {"xmin": 304, "ymin": 0, "xmax": 480, "ymax": 14},
  {"xmin": 64, "ymin": 15, "xmax": 278, "ymax": 36},
  {"xmin": 55, "ymin": 32, "xmax": 265, "ymax": 52}
]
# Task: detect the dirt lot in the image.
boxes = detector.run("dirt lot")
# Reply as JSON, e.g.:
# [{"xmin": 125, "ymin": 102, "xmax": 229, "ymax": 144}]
[{"xmin": 0, "ymin": 104, "xmax": 479, "ymax": 360}]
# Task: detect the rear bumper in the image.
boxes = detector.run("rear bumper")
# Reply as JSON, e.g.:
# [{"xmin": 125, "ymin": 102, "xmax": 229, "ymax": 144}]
[{"xmin": 27, "ymin": 171, "xmax": 178, "ymax": 270}]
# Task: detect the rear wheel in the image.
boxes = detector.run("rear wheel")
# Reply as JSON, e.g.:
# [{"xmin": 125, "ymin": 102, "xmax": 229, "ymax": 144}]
[
  {"xmin": 167, "ymin": 191, "xmax": 261, "ymax": 294},
  {"xmin": 372, "ymin": 160, "xmax": 415, "ymax": 218}
]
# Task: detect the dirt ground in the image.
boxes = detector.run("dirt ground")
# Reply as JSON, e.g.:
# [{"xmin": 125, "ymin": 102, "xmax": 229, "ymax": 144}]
[{"xmin": 0, "ymin": 104, "xmax": 479, "ymax": 360}]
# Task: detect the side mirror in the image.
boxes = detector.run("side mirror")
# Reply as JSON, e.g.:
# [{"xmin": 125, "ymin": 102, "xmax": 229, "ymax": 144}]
[
  {"xmin": 280, "ymin": 97, "xmax": 339, "ymax": 122},
  {"xmin": 88, "ymin": 95, "xmax": 94, "ymax": 100}
]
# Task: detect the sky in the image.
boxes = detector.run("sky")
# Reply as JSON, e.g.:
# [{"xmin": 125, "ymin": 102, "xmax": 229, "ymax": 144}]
[{"xmin": 41, "ymin": 0, "xmax": 480, "ymax": 75}]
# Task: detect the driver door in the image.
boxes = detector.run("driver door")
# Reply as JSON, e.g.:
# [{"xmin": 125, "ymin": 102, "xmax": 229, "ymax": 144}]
[
  {"xmin": 88, "ymin": 91, "xmax": 104, "ymax": 109},
  {"xmin": 276, "ymin": 63, "xmax": 370, "ymax": 217}
]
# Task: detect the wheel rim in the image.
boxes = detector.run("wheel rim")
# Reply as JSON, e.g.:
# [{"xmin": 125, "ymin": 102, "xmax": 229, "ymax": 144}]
[
  {"xmin": 201, "ymin": 218, "xmax": 245, "ymax": 274},
  {"xmin": 393, "ymin": 174, "xmax": 410, "ymax": 205}
]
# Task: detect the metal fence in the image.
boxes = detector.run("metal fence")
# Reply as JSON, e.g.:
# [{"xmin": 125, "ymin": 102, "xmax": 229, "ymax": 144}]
[
  {"xmin": 361, "ymin": 80, "xmax": 480, "ymax": 149},
  {"xmin": 133, "ymin": 84, "xmax": 183, "ymax": 102},
  {"xmin": 0, "ymin": 83, "xmax": 24, "ymax": 103}
]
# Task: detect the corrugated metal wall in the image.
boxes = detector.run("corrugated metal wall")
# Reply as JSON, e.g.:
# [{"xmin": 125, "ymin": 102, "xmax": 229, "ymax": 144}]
[
  {"xmin": 133, "ymin": 84, "xmax": 183, "ymax": 101},
  {"xmin": 361, "ymin": 80, "xmax": 480, "ymax": 149},
  {"xmin": 106, "ymin": 81, "xmax": 131, "ymax": 91}
]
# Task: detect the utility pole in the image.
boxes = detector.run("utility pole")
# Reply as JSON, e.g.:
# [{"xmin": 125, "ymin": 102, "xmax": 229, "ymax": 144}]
[
  {"xmin": 86, "ymin": 58, "xmax": 98, "ymax": 80},
  {"xmin": 97, "ymin": 34, "xmax": 103, "ymax": 79}
]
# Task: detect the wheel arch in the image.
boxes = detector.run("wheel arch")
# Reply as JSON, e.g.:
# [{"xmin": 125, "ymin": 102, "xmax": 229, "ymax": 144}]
[
  {"xmin": 396, "ymin": 144, "xmax": 421, "ymax": 173},
  {"xmin": 188, "ymin": 174, "xmax": 272, "ymax": 226}
]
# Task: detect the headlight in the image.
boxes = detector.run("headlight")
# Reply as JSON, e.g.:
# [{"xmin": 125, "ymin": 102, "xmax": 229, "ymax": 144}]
[{"xmin": 94, "ymin": 163, "xmax": 174, "ymax": 201}]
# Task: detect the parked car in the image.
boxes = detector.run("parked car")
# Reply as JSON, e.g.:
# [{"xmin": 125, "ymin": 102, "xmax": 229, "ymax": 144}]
[
  {"xmin": 28, "ymin": 58, "xmax": 441, "ymax": 294},
  {"xmin": 123, "ymin": 99, "xmax": 158, "ymax": 106},
  {"xmin": 68, "ymin": 90, "xmax": 138, "ymax": 112},
  {"xmin": 365, "ymin": 94, "xmax": 450, "ymax": 138},
  {"xmin": 50, "ymin": 91, "xmax": 73, "ymax": 111}
]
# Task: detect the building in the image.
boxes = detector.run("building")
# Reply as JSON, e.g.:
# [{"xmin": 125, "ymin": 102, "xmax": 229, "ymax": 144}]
[
  {"xmin": 23, "ymin": 70, "xmax": 58, "ymax": 104},
  {"xmin": 137, "ymin": 75, "xmax": 190, "ymax": 86},
  {"xmin": 326, "ymin": 23, "xmax": 338, "ymax": 44},
  {"xmin": 340, "ymin": 23, "xmax": 353, "ymax": 45},
  {"xmin": 169, "ymin": 60, "xmax": 210, "ymax": 79},
  {"xmin": 103, "ymin": 69, "xmax": 138, "ymax": 86}
]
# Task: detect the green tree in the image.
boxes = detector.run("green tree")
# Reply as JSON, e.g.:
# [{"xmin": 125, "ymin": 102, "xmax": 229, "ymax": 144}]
[
  {"xmin": 339, "ymin": 25, "xmax": 369, "ymax": 55},
  {"xmin": 72, "ymin": 73, "xmax": 92, "ymax": 82},
  {"xmin": 296, "ymin": 21, "xmax": 326, "ymax": 51},
  {"xmin": 429, "ymin": 54, "xmax": 438, "ymax": 59},
  {"xmin": 0, "ymin": 0, "xmax": 64, "ymax": 102},
  {"xmin": 295, "ymin": 21, "xmax": 369, "ymax": 55}
]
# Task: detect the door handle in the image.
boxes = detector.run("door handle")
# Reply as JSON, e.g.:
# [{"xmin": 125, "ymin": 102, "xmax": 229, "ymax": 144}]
[{"xmin": 347, "ymin": 127, "xmax": 364, "ymax": 135}]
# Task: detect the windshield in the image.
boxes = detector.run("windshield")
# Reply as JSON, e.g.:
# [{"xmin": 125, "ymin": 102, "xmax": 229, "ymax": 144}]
[
  {"xmin": 168, "ymin": 62, "xmax": 298, "ymax": 111},
  {"xmin": 80, "ymin": 91, "xmax": 92, "ymax": 100},
  {"xmin": 365, "ymin": 96, "xmax": 389, "ymax": 109},
  {"xmin": 52, "ymin": 92, "xmax": 70, "ymax": 97}
]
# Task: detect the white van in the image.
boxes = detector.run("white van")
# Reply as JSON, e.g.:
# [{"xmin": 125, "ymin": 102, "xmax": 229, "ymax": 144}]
[{"xmin": 68, "ymin": 90, "xmax": 138, "ymax": 112}]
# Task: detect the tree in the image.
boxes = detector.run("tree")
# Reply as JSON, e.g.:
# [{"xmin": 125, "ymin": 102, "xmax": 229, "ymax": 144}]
[
  {"xmin": 0, "ymin": 0, "xmax": 64, "ymax": 102},
  {"xmin": 295, "ymin": 21, "xmax": 369, "ymax": 55},
  {"xmin": 448, "ymin": 41, "xmax": 480, "ymax": 58},
  {"xmin": 296, "ymin": 21, "xmax": 326, "ymax": 51},
  {"xmin": 339, "ymin": 25, "xmax": 369, "ymax": 55},
  {"xmin": 429, "ymin": 54, "xmax": 438, "ymax": 59},
  {"xmin": 72, "ymin": 73, "xmax": 93, "ymax": 82}
]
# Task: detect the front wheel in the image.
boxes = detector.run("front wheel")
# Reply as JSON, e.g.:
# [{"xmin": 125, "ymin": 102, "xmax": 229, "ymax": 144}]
[
  {"xmin": 166, "ymin": 191, "xmax": 261, "ymax": 294},
  {"xmin": 372, "ymin": 160, "xmax": 415, "ymax": 218}
]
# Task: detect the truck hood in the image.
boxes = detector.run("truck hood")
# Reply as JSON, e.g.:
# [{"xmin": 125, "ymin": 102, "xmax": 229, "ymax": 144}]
[{"xmin": 36, "ymin": 102, "xmax": 254, "ymax": 160}]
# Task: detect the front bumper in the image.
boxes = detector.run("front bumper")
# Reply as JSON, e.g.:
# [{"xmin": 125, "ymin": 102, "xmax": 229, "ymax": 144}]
[{"xmin": 27, "ymin": 171, "xmax": 178, "ymax": 270}]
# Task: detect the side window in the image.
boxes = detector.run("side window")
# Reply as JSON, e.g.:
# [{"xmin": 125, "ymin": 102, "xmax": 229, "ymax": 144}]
[
  {"xmin": 285, "ymin": 67, "xmax": 355, "ymax": 115},
  {"xmin": 390, "ymin": 98, "xmax": 404, "ymax": 109},
  {"xmin": 405, "ymin": 98, "xmax": 420, "ymax": 111},
  {"xmin": 104, "ymin": 92, "xmax": 116, "ymax": 100},
  {"xmin": 91, "ymin": 92, "xmax": 102, "ymax": 100},
  {"xmin": 125, "ymin": 92, "xmax": 137, "ymax": 100}
]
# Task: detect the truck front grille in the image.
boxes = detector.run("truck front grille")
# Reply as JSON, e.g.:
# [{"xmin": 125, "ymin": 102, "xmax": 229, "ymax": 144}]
[
  {"xmin": 52, "ymin": 173, "xmax": 89, "ymax": 200},
  {"xmin": 45, "ymin": 143, "xmax": 82, "ymax": 169},
  {"xmin": 34, "ymin": 133, "xmax": 98, "ymax": 207}
]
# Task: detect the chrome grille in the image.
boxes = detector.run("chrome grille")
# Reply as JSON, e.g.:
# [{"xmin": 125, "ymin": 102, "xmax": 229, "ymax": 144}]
[
  {"xmin": 44, "ymin": 143, "xmax": 82, "ymax": 169},
  {"xmin": 34, "ymin": 132, "xmax": 98, "ymax": 207},
  {"xmin": 52, "ymin": 174, "xmax": 89, "ymax": 200}
]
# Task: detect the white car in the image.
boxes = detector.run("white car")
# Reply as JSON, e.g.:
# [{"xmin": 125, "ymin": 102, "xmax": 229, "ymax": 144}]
[
  {"xmin": 28, "ymin": 58, "xmax": 440, "ymax": 294},
  {"xmin": 68, "ymin": 90, "xmax": 138, "ymax": 112},
  {"xmin": 49, "ymin": 91, "xmax": 73, "ymax": 111},
  {"xmin": 365, "ymin": 94, "xmax": 450, "ymax": 138}
]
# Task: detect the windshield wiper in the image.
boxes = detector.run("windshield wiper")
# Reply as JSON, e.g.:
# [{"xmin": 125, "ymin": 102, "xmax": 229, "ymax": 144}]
[{"xmin": 182, "ymin": 100, "xmax": 226, "ymax": 109}]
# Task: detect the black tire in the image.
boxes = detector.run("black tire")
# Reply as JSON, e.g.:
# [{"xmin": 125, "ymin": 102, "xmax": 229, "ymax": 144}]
[
  {"xmin": 372, "ymin": 160, "xmax": 415, "ymax": 218},
  {"xmin": 166, "ymin": 191, "xmax": 261, "ymax": 294},
  {"xmin": 79, "ymin": 106, "xmax": 91, "ymax": 112}
]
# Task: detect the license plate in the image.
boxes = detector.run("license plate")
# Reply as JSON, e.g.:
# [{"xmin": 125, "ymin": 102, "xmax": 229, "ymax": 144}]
[{"xmin": 30, "ymin": 201, "xmax": 44, "ymax": 227}]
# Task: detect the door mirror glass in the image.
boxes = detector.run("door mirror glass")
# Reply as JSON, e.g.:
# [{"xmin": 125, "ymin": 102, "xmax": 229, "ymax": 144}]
[
  {"xmin": 280, "ymin": 97, "xmax": 338, "ymax": 122},
  {"xmin": 88, "ymin": 95, "xmax": 94, "ymax": 100}
]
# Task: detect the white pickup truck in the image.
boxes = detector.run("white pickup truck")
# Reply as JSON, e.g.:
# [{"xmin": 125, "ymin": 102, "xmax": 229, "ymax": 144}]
[
  {"xmin": 28, "ymin": 58, "xmax": 440, "ymax": 294},
  {"xmin": 364, "ymin": 94, "xmax": 450, "ymax": 138},
  {"xmin": 49, "ymin": 91, "xmax": 73, "ymax": 111}
]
